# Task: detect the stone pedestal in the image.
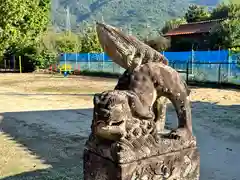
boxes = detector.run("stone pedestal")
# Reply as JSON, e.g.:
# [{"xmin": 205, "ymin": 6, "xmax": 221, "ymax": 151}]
[
  {"xmin": 84, "ymin": 147, "xmax": 200, "ymax": 180},
  {"xmin": 83, "ymin": 134, "xmax": 200, "ymax": 180}
]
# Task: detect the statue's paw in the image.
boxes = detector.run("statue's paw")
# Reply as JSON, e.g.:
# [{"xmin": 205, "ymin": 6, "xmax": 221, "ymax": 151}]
[
  {"xmin": 157, "ymin": 129, "xmax": 172, "ymax": 135},
  {"xmin": 147, "ymin": 112, "xmax": 155, "ymax": 119},
  {"xmin": 167, "ymin": 129, "xmax": 181, "ymax": 140},
  {"xmin": 165, "ymin": 128, "xmax": 192, "ymax": 140},
  {"xmin": 139, "ymin": 111, "xmax": 155, "ymax": 120},
  {"xmin": 161, "ymin": 128, "xmax": 188, "ymax": 140}
]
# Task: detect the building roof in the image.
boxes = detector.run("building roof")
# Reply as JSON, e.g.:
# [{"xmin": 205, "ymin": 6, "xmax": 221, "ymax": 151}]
[{"xmin": 164, "ymin": 19, "xmax": 223, "ymax": 36}]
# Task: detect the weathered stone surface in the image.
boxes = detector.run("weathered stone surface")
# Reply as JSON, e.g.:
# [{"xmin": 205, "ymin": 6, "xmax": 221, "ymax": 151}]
[
  {"xmin": 85, "ymin": 132, "xmax": 197, "ymax": 164},
  {"xmin": 84, "ymin": 147, "xmax": 200, "ymax": 180},
  {"xmin": 83, "ymin": 61, "xmax": 200, "ymax": 179},
  {"xmin": 84, "ymin": 23, "xmax": 200, "ymax": 180},
  {"xmin": 96, "ymin": 22, "xmax": 169, "ymax": 134},
  {"xmin": 96, "ymin": 22, "xmax": 168, "ymax": 71},
  {"xmin": 114, "ymin": 62, "xmax": 192, "ymax": 135}
]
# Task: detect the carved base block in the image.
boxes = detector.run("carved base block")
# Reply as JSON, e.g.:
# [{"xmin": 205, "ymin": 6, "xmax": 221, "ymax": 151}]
[{"xmin": 84, "ymin": 147, "xmax": 200, "ymax": 180}]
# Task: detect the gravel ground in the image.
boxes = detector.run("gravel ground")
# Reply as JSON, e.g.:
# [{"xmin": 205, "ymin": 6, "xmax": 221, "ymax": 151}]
[{"xmin": 0, "ymin": 73, "xmax": 239, "ymax": 180}]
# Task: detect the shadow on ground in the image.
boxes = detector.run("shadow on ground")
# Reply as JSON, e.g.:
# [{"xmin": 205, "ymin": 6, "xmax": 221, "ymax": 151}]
[
  {"xmin": 0, "ymin": 92, "xmax": 95, "ymax": 97},
  {"xmin": 0, "ymin": 102, "xmax": 240, "ymax": 180},
  {"xmin": 0, "ymin": 108, "xmax": 93, "ymax": 180}
]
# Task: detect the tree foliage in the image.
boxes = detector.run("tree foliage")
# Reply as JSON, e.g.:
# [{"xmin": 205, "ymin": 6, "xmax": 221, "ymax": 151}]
[
  {"xmin": 185, "ymin": 4, "xmax": 210, "ymax": 23},
  {"xmin": 32, "ymin": 24, "xmax": 102, "ymax": 69},
  {"xmin": 33, "ymin": 28, "xmax": 82, "ymax": 68},
  {"xmin": 81, "ymin": 26, "xmax": 102, "ymax": 53},
  {"xmin": 0, "ymin": 0, "xmax": 50, "ymax": 56},
  {"xmin": 209, "ymin": 19, "xmax": 240, "ymax": 49},
  {"xmin": 55, "ymin": 31, "xmax": 81, "ymax": 53},
  {"xmin": 208, "ymin": 3, "xmax": 240, "ymax": 49},
  {"xmin": 210, "ymin": 3, "xmax": 230, "ymax": 19}
]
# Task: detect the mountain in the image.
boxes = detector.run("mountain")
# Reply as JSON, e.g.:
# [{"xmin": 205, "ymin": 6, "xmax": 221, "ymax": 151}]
[{"xmin": 51, "ymin": 0, "xmax": 226, "ymax": 37}]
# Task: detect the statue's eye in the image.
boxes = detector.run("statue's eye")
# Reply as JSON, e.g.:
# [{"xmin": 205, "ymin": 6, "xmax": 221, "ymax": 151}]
[
  {"xmin": 133, "ymin": 75, "xmax": 139, "ymax": 81},
  {"xmin": 142, "ymin": 76, "xmax": 147, "ymax": 81},
  {"xmin": 135, "ymin": 52, "xmax": 141, "ymax": 58}
]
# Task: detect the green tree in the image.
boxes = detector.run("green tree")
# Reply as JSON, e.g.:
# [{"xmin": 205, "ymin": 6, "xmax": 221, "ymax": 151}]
[
  {"xmin": 33, "ymin": 28, "xmax": 58, "ymax": 69},
  {"xmin": 185, "ymin": 4, "xmax": 210, "ymax": 23},
  {"xmin": 210, "ymin": 3, "xmax": 230, "ymax": 19},
  {"xmin": 213, "ymin": 19, "xmax": 240, "ymax": 48},
  {"xmin": 33, "ymin": 24, "xmax": 103, "ymax": 69},
  {"xmin": 0, "ymin": 0, "xmax": 50, "ymax": 56},
  {"xmin": 211, "ymin": 2, "xmax": 240, "ymax": 20},
  {"xmin": 55, "ymin": 31, "xmax": 81, "ymax": 53},
  {"xmin": 227, "ymin": 2, "xmax": 240, "ymax": 19},
  {"xmin": 0, "ymin": 0, "xmax": 50, "ymax": 71},
  {"xmin": 209, "ymin": 3, "xmax": 240, "ymax": 49},
  {"xmin": 81, "ymin": 26, "xmax": 102, "ymax": 53},
  {"xmin": 33, "ymin": 28, "xmax": 82, "ymax": 69}
]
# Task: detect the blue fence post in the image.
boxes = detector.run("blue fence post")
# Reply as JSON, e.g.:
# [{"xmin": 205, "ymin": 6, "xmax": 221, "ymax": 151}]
[
  {"xmin": 218, "ymin": 63, "xmax": 221, "ymax": 85},
  {"xmin": 190, "ymin": 49, "xmax": 194, "ymax": 74},
  {"xmin": 102, "ymin": 52, "xmax": 104, "ymax": 72},
  {"xmin": 227, "ymin": 49, "xmax": 231, "ymax": 81},
  {"xmin": 186, "ymin": 61, "xmax": 189, "ymax": 84},
  {"xmin": 64, "ymin": 53, "xmax": 67, "ymax": 72},
  {"xmin": 87, "ymin": 53, "xmax": 90, "ymax": 70},
  {"xmin": 75, "ymin": 53, "xmax": 78, "ymax": 71}
]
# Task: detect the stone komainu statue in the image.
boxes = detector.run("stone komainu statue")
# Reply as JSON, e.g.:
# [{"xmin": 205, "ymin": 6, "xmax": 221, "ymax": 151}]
[{"xmin": 83, "ymin": 23, "xmax": 200, "ymax": 180}]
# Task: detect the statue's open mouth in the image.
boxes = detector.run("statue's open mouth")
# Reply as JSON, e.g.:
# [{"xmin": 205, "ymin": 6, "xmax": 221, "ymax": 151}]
[
  {"xmin": 110, "ymin": 120, "xmax": 124, "ymax": 126},
  {"xmin": 95, "ymin": 119, "xmax": 126, "ymax": 141}
]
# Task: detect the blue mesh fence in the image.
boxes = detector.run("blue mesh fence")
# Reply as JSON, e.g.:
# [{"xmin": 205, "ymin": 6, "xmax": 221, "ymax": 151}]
[
  {"xmin": 163, "ymin": 51, "xmax": 192, "ymax": 62},
  {"xmin": 58, "ymin": 52, "xmax": 125, "ymax": 74},
  {"xmin": 58, "ymin": 50, "xmax": 240, "ymax": 85},
  {"xmin": 193, "ymin": 50, "xmax": 229, "ymax": 63}
]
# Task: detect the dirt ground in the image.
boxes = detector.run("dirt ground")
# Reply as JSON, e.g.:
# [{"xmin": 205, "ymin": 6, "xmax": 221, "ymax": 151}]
[{"xmin": 0, "ymin": 73, "xmax": 239, "ymax": 180}]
